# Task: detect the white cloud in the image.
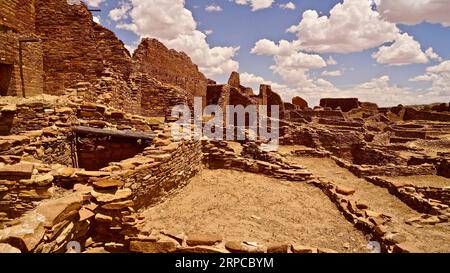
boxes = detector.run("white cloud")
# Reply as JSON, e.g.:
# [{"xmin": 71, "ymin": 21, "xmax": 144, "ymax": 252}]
[
  {"xmin": 82, "ymin": 0, "xmax": 105, "ymax": 7},
  {"xmin": 204, "ymin": 29, "xmax": 214, "ymax": 35},
  {"xmin": 322, "ymin": 70, "xmax": 343, "ymax": 77},
  {"xmin": 240, "ymin": 72, "xmax": 288, "ymax": 91},
  {"xmin": 326, "ymin": 56, "xmax": 337, "ymax": 65},
  {"xmin": 93, "ymin": 16, "xmax": 101, "ymax": 24},
  {"xmin": 371, "ymin": 33, "xmax": 429, "ymax": 66},
  {"xmin": 205, "ymin": 4, "xmax": 223, "ymax": 12},
  {"xmin": 251, "ymin": 39, "xmax": 298, "ymax": 56},
  {"xmin": 427, "ymin": 60, "xmax": 450, "ymax": 73},
  {"xmin": 109, "ymin": 2, "xmax": 132, "ymax": 21},
  {"xmin": 273, "ymin": 52, "xmax": 327, "ymax": 70},
  {"xmin": 117, "ymin": 0, "xmax": 239, "ymax": 78},
  {"xmin": 377, "ymin": 0, "xmax": 450, "ymax": 27},
  {"xmin": 425, "ymin": 48, "xmax": 443, "ymax": 62},
  {"xmin": 279, "ymin": 2, "xmax": 296, "ymax": 10},
  {"xmin": 241, "ymin": 71, "xmax": 448, "ymax": 107},
  {"xmin": 234, "ymin": 0, "xmax": 274, "ymax": 11},
  {"xmin": 286, "ymin": 0, "xmax": 399, "ymax": 53},
  {"xmin": 410, "ymin": 60, "xmax": 450, "ymax": 98}
]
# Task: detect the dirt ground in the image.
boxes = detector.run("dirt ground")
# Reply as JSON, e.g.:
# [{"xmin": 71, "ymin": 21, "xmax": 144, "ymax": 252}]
[
  {"xmin": 140, "ymin": 169, "xmax": 370, "ymax": 253},
  {"xmin": 381, "ymin": 175, "xmax": 450, "ymax": 188},
  {"xmin": 281, "ymin": 151, "xmax": 450, "ymax": 253}
]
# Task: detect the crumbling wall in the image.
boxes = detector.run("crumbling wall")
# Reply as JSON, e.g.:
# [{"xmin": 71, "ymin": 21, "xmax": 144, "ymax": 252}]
[
  {"xmin": 119, "ymin": 140, "xmax": 203, "ymax": 208},
  {"xmin": 292, "ymin": 97, "xmax": 308, "ymax": 109},
  {"xmin": 133, "ymin": 38, "xmax": 208, "ymax": 105},
  {"xmin": 403, "ymin": 108, "xmax": 450, "ymax": 122},
  {"xmin": 259, "ymin": 85, "xmax": 285, "ymax": 119},
  {"xmin": 320, "ymin": 98, "xmax": 360, "ymax": 112},
  {"xmin": 35, "ymin": 0, "xmax": 102, "ymax": 95},
  {"xmin": 35, "ymin": 0, "xmax": 135, "ymax": 114},
  {"xmin": 0, "ymin": 0, "xmax": 36, "ymax": 33},
  {"xmin": 138, "ymin": 77, "xmax": 193, "ymax": 117}
]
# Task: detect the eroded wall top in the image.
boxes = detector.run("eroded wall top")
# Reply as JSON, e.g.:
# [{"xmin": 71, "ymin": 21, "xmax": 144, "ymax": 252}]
[{"xmin": 133, "ymin": 38, "xmax": 208, "ymax": 99}]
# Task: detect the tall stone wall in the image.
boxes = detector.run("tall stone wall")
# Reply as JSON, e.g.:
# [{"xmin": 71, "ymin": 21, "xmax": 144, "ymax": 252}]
[
  {"xmin": 0, "ymin": 0, "xmax": 43, "ymax": 98},
  {"xmin": 259, "ymin": 84, "xmax": 285, "ymax": 119},
  {"xmin": 34, "ymin": 0, "xmax": 140, "ymax": 113},
  {"xmin": 35, "ymin": 0, "xmax": 102, "ymax": 95},
  {"xmin": 0, "ymin": 0, "xmax": 36, "ymax": 34},
  {"xmin": 93, "ymin": 24, "xmax": 132, "ymax": 79},
  {"xmin": 133, "ymin": 38, "xmax": 208, "ymax": 105},
  {"xmin": 0, "ymin": 32, "xmax": 21, "ymax": 96}
]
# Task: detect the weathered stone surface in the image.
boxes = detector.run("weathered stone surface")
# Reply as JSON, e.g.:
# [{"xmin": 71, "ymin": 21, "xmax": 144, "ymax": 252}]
[
  {"xmin": 176, "ymin": 246, "xmax": 228, "ymax": 253},
  {"xmin": 101, "ymin": 200, "xmax": 134, "ymax": 210},
  {"xmin": 91, "ymin": 188, "xmax": 132, "ymax": 203},
  {"xmin": 0, "ymin": 212, "xmax": 45, "ymax": 252},
  {"xmin": 78, "ymin": 208, "xmax": 95, "ymax": 222},
  {"xmin": 267, "ymin": 243, "xmax": 291, "ymax": 253},
  {"xmin": 0, "ymin": 163, "xmax": 34, "ymax": 180},
  {"xmin": 95, "ymin": 213, "xmax": 113, "ymax": 223},
  {"xmin": 292, "ymin": 97, "xmax": 308, "ymax": 109},
  {"xmin": 320, "ymin": 98, "xmax": 360, "ymax": 112},
  {"xmin": 225, "ymin": 241, "xmax": 267, "ymax": 253},
  {"xmin": 186, "ymin": 233, "xmax": 222, "ymax": 246},
  {"xmin": 133, "ymin": 38, "xmax": 207, "ymax": 110},
  {"xmin": 336, "ymin": 185, "xmax": 356, "ymax": 196},
  {"xmin": 130, "ymin": 240, "xmax": 178, "ymax": 253},
  {"xmin": 92, "ymin": 179, "xmax": 124, "ymax": 189},
  {"xmin": 35, "ymin": 192, "xmax": 84, "ymax": 227},
  {"xmin": 393, "ymin": 243, "xmax": 421, "ymax": 253},
  {"xmin": 228, "ymin": 71, "xmax": 241, "ymax": 88},
  {"xmin": 292, "ymin": 245, "xmax": 317, "ymax": 253},
  {"xmin": 0, "ymin": 243, "xmax": 21, "ymax": 253}
]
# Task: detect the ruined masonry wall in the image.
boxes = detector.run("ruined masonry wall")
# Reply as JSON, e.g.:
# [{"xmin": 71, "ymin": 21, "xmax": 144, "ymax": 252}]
[
  {"xmin": 133, "ymin": 38, "xmax": 208, "ymax": 104},
  {"xmin": 120, "ymin": 140, "xmax": 203, "ymax": 208},
  {"xmin": 0, "ymin": 0, "xmax": 36, "ymax": 33},
  {"xmin": 0, "ymin": 32, "xmax": 44, "ymax": 98}
]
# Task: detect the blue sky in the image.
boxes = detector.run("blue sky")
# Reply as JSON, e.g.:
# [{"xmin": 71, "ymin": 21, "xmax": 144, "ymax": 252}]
[{"xmin": 84, "ymin": 0, "xmax": 450, "ymax": 106}]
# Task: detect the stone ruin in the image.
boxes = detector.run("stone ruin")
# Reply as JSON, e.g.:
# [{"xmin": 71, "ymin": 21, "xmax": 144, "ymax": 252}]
[{"xmin": 0, "ymin": 0, "xmax": 450, "ymax": 254}]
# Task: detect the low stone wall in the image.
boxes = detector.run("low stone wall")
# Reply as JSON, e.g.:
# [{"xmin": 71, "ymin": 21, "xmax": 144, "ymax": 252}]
[
  {"xmin": 366, "ymin": 176, "xmax": 450, "ymax": 217},
  {"xmin": 115, "ymin": 140, "xmax": 203, "ymax": 209},
  {"xmin": 310, "ymin": 178, "xmax": 420, "ymax": 253},
  {"xmin": 129, "ymin": 230, "xmax": 337, "ymax": 254},
  {"xmin": 403, "ymin": 108, "xmax": 450, "ymax": 122},
  {"xmin": 333, "ymin": 156, "xmax": 436, "ymax": 177},
  {"xmin": 202, "ymin": 141, "xmax": 312, "ymax": 182},
  {"xmin": 1, "ymin": 100, "xmax": 157, "ymax": 137}
]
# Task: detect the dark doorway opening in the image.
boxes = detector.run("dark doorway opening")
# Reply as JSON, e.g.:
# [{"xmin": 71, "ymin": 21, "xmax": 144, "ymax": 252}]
[
  {"xmin": 70, "ymin": 126, "xmax": 155, "ymax": 171},
  {"xmin": 0, "ymin": 63, "xmax": 13, "ymax": 96}
]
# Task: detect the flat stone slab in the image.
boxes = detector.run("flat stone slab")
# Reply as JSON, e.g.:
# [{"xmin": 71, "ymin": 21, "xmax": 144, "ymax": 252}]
[
  {"xmin": 0, "ymin": 243, "xmax": 21, "ymax": 253},
  {"xmin": 0, "ymin": 163, "xmax": 34, "ymax": 180},
  {"xmin": 92, "ymin": 179, "xmax": 124, "ymax": 189},
  {"xmin": 91, "ymin": 188, "xmax": 132, "ymax": 203},
  {"xmin": 186, "ymin": 233, "xmax": 223, "ymax": 246}
]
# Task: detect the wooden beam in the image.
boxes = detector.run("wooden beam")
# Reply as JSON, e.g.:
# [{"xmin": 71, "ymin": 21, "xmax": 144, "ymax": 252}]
[{"xmin": 72, "ymin": 126, "xmax": 157, "ymax": 140}]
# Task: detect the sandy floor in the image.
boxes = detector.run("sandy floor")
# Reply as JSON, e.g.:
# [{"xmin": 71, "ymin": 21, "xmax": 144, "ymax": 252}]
[
  {"xmin": 140, "ymin": 169, "xmax": 370, "ymax": 252},
  {"xmin": 283, "ymin": 152, "xmax": 450, "ymax": 253},
  {"xmin": 381, "ymin": 175, "xmax": 450, "ymax": 188}
]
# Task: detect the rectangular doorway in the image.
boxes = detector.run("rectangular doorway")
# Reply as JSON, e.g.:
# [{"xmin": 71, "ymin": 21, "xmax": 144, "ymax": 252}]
[{"xmin": 0, "ymin": 63, "xmax": 13, "ymax": 96}]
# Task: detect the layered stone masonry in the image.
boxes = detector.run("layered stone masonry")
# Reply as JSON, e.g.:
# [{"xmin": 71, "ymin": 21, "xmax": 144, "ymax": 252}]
[{"xmin": 366, "ymin": 176, "xmax": 450, "ymax": 219}]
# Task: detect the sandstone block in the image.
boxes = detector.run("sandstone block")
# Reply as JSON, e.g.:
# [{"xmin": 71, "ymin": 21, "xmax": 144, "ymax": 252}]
[
  {"xmin": 186, "ymin": 233, "xmax": 222, "ymax": 246},
  {"xmin": 130, "ymin": 240, "xmax": 178, "ymax": 253},
  {"xmin": 336, "ymin": 185, "xmax": 356, "ymax": 196}
]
